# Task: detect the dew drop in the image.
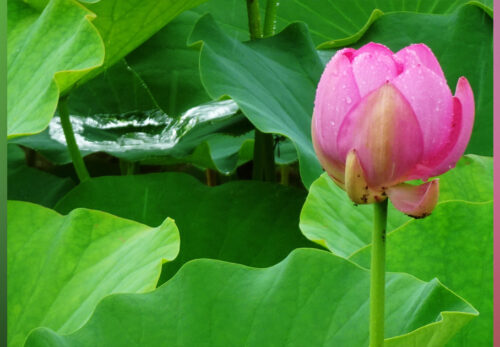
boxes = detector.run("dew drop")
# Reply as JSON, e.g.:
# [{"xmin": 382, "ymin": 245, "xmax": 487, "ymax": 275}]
[
  {"xmin": 330, "ymin": 121, "xmax": 335, "ymax": 127},
  {"xmin": 341, "ymin": 84, "xmax": 346, "ymax": 89},
  {"xmin": 346, "ymin": 96, "xmax": 352, "ymax": 104}
]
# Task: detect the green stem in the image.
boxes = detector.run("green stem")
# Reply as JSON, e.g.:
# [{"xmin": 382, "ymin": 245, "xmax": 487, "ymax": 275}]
[
  {"xmin": 58, "ymin": 96, "xmax": 90, "ymax": 183},
  {"xmin": 263, "ymin": 0, "xmax": 279, "ymax": 37},
  {"xmin": 252, "ymin": 130, "xmax": 275, "ymax": 181},
  {"xmin": 247, "ymin": 0, "xmax": 276, "ymax": 181},
  {"xmin": 205, "ymin": 168, "xmax": 218, "ymax": 187},
  {"xmin": 280, "ymin": 165, "xmax": 290, "ymax": 185},
  {"xmin": 370, "ymin": 199, "xmax": 388, "ymax": 347},
  {"xmin": 246, "ymin": 0, "xmax": 262, "ymax": 39},
  {"xmin": 119, "ymin": 159, "xmax": 137, "ymax": 175}
]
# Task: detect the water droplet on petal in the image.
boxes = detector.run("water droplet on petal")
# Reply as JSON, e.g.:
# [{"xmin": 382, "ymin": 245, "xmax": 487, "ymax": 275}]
[
  {"xmin": 346, "ymin": 96, "xmax": 352, "ymax": 104},
  {"xmin": 330, "ymin": 121, "xmax": 335, "ymax": 127}
]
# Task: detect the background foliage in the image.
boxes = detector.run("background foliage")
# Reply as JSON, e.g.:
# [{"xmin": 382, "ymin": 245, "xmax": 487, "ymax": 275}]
[{"xmin": 7, "ymin": 0, "xmax": 492, "ymax": 346}]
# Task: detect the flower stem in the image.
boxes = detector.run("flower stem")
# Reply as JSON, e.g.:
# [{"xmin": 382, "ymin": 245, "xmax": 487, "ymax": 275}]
[
  {"xmin": 246, "ymin": 0, "xmax": 262, "ymax": 39},
  {"xmin": 58, "ymin": 96, "xmax": 90, "ymax": 183},
  {"xmin": 263, "ymin": 0, "xmax": 279, "ymax": 37},
  {"xmin": 370, "ymin": 199, "xmax": 388, "ymax": 347}
]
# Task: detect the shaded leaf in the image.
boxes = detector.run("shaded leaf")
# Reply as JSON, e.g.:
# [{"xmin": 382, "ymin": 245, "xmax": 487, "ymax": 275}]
[
  {"xmin": 189, "ymin": 16, "xmax": 323, "ymax": 187},
  {"xmin": 190, "ymin": 0, "xmax": 492, "ymax": 46},
  {"xmin": 79, "ymin": 0, "xmax": 208, "ymax": 83},
  {"xmin": 8, "ymin": 144, "xmax": 75, "ymax": 208},
  {"xmin": 125, "ymin": 11, "xmax": 210, "ymax": 116},
  {"xmin": 55, "ymin": 172, "xmax": 318, "ymax": 282}
]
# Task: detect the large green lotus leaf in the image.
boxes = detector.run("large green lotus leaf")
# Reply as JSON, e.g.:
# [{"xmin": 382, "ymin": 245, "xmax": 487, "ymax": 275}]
[
  {"xmin": 190, "ymin": 0, "xmax": 491, "ymax": 46},
  {"xmin": 350, "ymin": 4, "xmax": 493, "ymax": 157},
  {"xmin": 7, "ymin": 0, "xmax": 104, "ymax": 138},
  {"xmin": 300, "ymin": 155, "xmax": 491, "ymax": 257},
  {"xmin": 10, "ymin": 55, "xmax": 257, "ymax": 174},
  {"xmin": 26, "ymin": 249, "xmax": 477, "ymax": 347},
  {"xmin": 77, "ymin": 0, "xmax": 207, "ymax": 83},
  {"xmin": 11, "ymin": 99, "xmax": 250, "ymax": 164},
  {"xmin": 189, "ymin": 16, "xmax": 323, "ymax": 187},
  {"xmin": 55, "ymin": 172, "xmax": 318, "ymax": 282},
  {"xmin": 8, "ymin": 200, "xmax": 179, "ymax": 347},
  {"xmin": 8, "ymin": 0, "xmax": 207, "ymax": 138},
  {"xmin": 68, "ymin": 59, "xmax": 158, "ymax": 116},
  {"xmin": 125, "ymin": 11, "xmax": 210, "ymax": 116},
  {"xmin": 299, "ymin": 156, "xmax": 492, "ymax": 346},
  {"xmin": 12, "ymin": 128, "xmax": 293, "ymax": 176},
  {"xmin": 7, "ymin": 144, "xmax": 75, "ymax": 208}
]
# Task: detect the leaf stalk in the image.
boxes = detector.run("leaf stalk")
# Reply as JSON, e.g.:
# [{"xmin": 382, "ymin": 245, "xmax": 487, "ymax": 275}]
[
  {"xmin": 369, "ymin": 199, "xmax": 388, "ymax": 347},
  {"xmin": 58, "ymin": 96, "xmax": 90, "ymax": 183}
]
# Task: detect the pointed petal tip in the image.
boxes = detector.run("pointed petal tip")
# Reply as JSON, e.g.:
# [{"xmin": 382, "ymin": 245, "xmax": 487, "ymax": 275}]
[
  {"xmin": 345, "ymin": 150, "xmax": 387, "ymax": 204},
  {"xmin": 387, "ymin": 180, "xmax": 439, "ymax": 219}
]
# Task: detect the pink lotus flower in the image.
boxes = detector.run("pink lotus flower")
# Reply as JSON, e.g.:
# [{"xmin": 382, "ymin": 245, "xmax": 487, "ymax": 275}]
[{"xmin": 312, "ymin": 43, "xmax": 474, "ymax": 218}]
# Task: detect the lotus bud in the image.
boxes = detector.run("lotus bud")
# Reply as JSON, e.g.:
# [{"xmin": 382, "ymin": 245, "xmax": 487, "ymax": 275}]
[{"xmin": 312, "ymin": 42, "xmax": 474, "ymax": 218}]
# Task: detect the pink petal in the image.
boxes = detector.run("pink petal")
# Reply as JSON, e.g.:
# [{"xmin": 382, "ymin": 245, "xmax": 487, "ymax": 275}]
[
  {"xmin": 312, "ymin": 48, "xmax": 361, "ymax": 171},
  {"xmin": 423, "ymin": 77, "xmax": 475, "ymax": 177},
  {"xmin": 394, "ymin": 44, "xmax": 445, "ymax": 79},
  {"xmin": 387, "ymin": 180, "xmax": 439, "ymax": 218},
  {"xmin": 337, "ymin": 83, "xmax": 424, "ymax": 188},
  {"xmin": 312, "ymin": 126, "xmax": 346, "ymax": 185},
  {"xmin": 354, "ymin": 42, "xmax": 394, "ymax": 57},
  {"xmin": 352, "ymin": 44, "xmax": 399, "ymax": 97},
  {"xmin": 392, "ymin": 65, "xmax": 454, "ymax": 165}
]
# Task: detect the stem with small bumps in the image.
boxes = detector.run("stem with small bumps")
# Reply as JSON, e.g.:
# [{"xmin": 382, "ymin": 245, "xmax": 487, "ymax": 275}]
[{"xmin": 369, "ymin": 199, "xmax": 388, "ymax": 347}]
